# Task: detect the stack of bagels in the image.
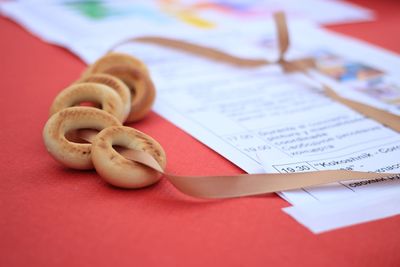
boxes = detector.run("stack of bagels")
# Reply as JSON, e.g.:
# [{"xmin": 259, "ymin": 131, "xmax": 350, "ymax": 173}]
[{"xmin": 43, "ymin": 53, "xmax": 167, "ymax": 189}]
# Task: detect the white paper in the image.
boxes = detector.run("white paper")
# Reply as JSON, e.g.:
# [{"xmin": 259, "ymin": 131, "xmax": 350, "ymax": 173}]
[
  {"xmin": 0, "ymin": 0, "xmax": 373, "ymax": 61},
  {"xmin": 283, "ymin": 189, "xmax": 400, "ymax": 234},
  {"xmin": 112, "ymin": 33, "xmax": 400, "ymax": 232},
  {"xmin": 113, "ymin": 38, "xmax": 400, "ymax": 182},
  {"xmin": 0, "ymin": 1, "xmax": 396, "ymax": 113}
]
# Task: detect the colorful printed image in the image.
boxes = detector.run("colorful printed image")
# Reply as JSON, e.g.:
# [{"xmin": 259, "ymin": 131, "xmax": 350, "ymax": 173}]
[
  {"xmin": 65, "ymin": 1, "xmax": 170, "ymax": 22},
  {"xmin": 355, "ymin": 80, "xmax": 400, "ymax": 106},
  {"xmin": 313, "ymin": 50, "xmax": 384, "ymax": 82},
  {"xmin": 66, "ymin": 1, "xmax": 140, "ymax": 20},
  {"xmin": 159, "ymin": 0, "xmax": 272, "ymax": 18},
  {"xmin": 311, "ymin": 50, "xmax": 400, "ymax": 108},
  {"xmin": 64, "ymin": 0, "xmax": 272, "ymax": 28},
  {"xmin": 66, "ymin": 1, "xmax": 115, "ymax": 19}
]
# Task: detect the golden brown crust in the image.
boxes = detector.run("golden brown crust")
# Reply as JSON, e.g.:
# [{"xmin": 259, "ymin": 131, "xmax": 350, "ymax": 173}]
[
  {"xmin": 43, "ymin": 107, "xmax": 121, "ymax": 170},
  {"xmin": 91, "ymin": 126, "xmax": 166, "ymax": 188},
  {"xmin": 50, "ymin": 83, "xmax": 125, "ymax": 122},
  {"xmin": 82, "ymin": 53, "xmax": 156, "ymax": 123},
  {"xmin": 76, "ymin": 73, "xmax": 131, "ymax": 121},
  {"xmin": 86, "ymin": 52, "xmax": 149, "ymax": 75}
]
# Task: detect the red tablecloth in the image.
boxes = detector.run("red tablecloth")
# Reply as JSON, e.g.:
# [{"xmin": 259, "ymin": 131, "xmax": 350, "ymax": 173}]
[{"xmin": 1, "ymin": 0, "xmax": 399, "ymax": 266}]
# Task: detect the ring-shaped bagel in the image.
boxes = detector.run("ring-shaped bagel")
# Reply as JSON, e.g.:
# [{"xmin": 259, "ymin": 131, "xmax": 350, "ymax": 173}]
[
  {"xmin": 50, "ymin": 82, "xmax": 125, "ymax": 122},
  {"xmin": 91, "ymin": 126, "xmax": 167, "ymax": 188},
  {"xmin": 82, "ymin": 52, "xmax": 149, "ymax": 77},
  {"xmin": 83, "ymin": 53, "xmax": 156, "ymax": 123},
  {"xmin": 43, "ymin": 107, "xmax": 121, "ymax": 170},
  {"xmin": 77, "ymin": 73, "xmax": 131, "ymax": 121}
]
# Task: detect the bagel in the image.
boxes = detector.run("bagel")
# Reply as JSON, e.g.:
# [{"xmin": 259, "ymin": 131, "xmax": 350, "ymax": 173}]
[
  {"xmin": 77, "ymin": 73, "xmax": 131, "ymax": 121},
  {"xmin": 91, "ymin": 126, "xmax": 167, "ymax": 188},
  {"xmin": 43, "ymin": 107, "xmax": 121, "ymax": 170},
  {"xmin": 83, "ymin": 53, "xmax": 156, "ymax": 123},
  {"xmin": 50, "ymin": 82, "xmax": 125, "ymax": 122}
]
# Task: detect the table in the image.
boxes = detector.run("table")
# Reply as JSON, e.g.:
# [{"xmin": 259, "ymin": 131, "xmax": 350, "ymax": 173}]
[{"xmin": 1, "ymin": 0, "xmax": 399, "ymax": 266}]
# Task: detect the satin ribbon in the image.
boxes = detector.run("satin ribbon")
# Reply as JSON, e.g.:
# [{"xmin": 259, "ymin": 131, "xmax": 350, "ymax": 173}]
[
  {"xmin": 90, "ymin": 12, "xmax": 400, "ymax": 198},
  {"xmin": 79, "ymin": 129, "xmax": 399, "ymax": 199}
]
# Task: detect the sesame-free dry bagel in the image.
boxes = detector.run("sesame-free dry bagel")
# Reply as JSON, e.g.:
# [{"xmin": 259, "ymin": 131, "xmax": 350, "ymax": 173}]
[
  {"xmin": 82, "ymin": 52, "xmax": 149, "ymax": 78},
  {"xmin": 83, "ymin": 53, "xmax": 156, "ymax": 123},
  {"xmin": 43, "ymin": 107, "xmax": 121, "ymax": 170},
  {"xmin": 91, "ymin": 126, "xmax": 166, "ymax": 188},
  {"xmin": 50, "ymin": 82, "xmax": 125, "ymax": 122},
  {"xmin": 77, "ymin": 73, "xmax": 132, "ymax": 122}
]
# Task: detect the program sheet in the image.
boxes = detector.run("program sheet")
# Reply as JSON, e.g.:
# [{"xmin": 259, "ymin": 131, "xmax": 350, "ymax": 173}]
[{"xmin": 113, "ymin": 33, "xmax": 400, "ymax": 208}]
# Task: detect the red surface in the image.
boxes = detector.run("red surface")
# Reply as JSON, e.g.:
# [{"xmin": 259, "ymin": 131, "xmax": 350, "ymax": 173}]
[{"xmin": 1, "ymin": 1, "xmax": 399, "ymax": 266}]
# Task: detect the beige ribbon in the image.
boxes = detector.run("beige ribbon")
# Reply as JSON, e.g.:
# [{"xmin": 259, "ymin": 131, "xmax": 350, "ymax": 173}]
[
  {"xmin": 93, "ymin": 12, "xmax": 400, "ymax": 198},
  {"xmin": 79, "ymin": 130, "xmax": 398, "ymax": 199}
]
